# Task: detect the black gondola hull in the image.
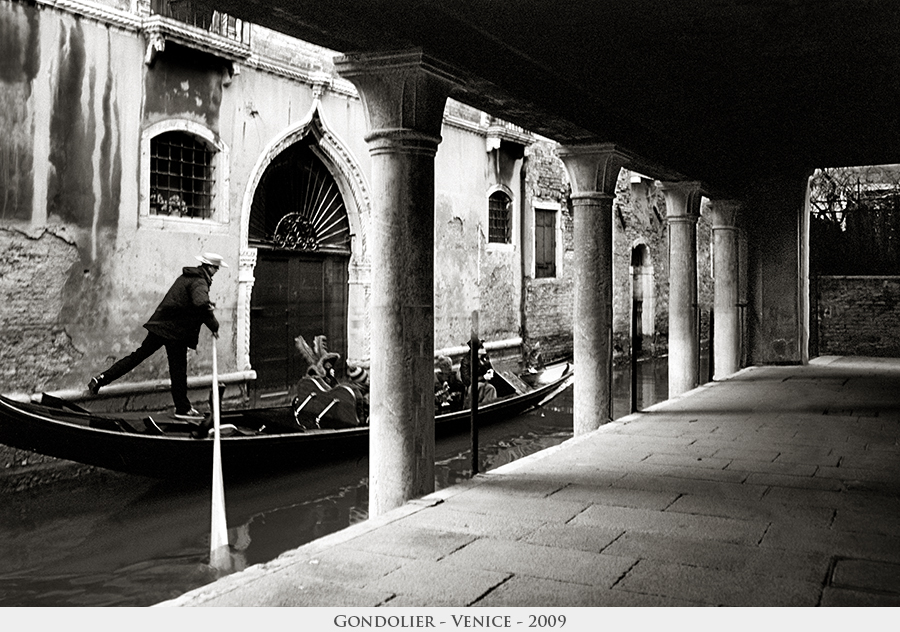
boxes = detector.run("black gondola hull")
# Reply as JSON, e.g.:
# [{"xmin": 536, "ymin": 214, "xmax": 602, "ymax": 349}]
[{"xmin": 0, "ymin": 364, "xmax": 571, "ymax": 479}]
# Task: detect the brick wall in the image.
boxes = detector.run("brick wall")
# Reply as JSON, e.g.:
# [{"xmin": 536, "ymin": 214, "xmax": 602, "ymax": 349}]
[
  {"xmin": 0, "ymin": 228, "xmax": 83, "ymax": 394},
  {"xmin": 817, "ymin": 276, "xmax": 900, "ymax": 357}
]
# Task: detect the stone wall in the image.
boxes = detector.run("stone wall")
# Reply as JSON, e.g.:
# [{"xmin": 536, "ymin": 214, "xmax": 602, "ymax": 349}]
[
  {"xmin": 817, "ymin": 276, "xmax": 900, "ymax": 357},
  {"xmin": 521, "ymin": 141, "xmax": 574, "ymax": 362},
  {"xmin": 522, "ymin": 142, "xmax": 715, "ymax": 363}
]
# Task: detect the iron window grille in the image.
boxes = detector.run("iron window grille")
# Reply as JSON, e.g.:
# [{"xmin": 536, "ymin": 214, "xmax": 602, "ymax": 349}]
[
  {"xmin": 150, "ymin": 131, "xmax": 215, "ymax": 219},
  {"xmin": 488, "ymin": 191, "xmax": 512, "ymax": 243}
]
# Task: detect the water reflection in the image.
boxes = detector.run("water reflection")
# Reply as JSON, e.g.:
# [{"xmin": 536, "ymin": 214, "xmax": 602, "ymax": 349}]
[{"xmin": 0, "ymin": 356, "xmax": 687, "ymax": 606}]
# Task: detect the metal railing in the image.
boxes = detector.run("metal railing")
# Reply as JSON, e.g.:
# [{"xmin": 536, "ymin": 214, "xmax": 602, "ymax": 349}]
[{"xmin": 150, "ymin": 0, "xmax": 250, "ymax": 46}]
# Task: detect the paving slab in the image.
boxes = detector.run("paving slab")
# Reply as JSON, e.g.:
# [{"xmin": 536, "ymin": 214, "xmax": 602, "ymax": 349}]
[
  {"xmin": 159, "ymin": 357, "xmax": 900, "ymax": 608},
  {"xmin": 363, "ymin": 559, "xmax": 511, "ymax": 606},
  {"xmin": 441, "ymin": 538, "xmax": 634, "ymax": 586},
  {"xmin": 547, "ymin": 484, "xmax": 679, "ymax": 511},
  {"xmin": 523, "ymin": 523, "xmax": 623, "ymax": 552},
  {"xmin": 615, "ymin": 559, "xmax": 823, "ymax": 606},
  {"xmin": 665, "ymin": 494, "xmax": 833, "ymax": 527},
  {"xmin": 572, "ymin": 504, "xmax": 769, "ymax": 545},
  {"xmin": 474, "ymin": 576, "xmax": 706, "ymax": 607},
  {"xmin": 602, "ymin": 532, "xmax": 831, "ymax": 583},
  {"xmin": 830, "ymin": 559, "xmax": 900, "ymax": 594}
]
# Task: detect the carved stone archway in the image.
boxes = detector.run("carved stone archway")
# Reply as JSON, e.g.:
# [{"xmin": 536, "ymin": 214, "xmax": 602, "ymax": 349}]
[{"xmin": 237, "ymin": 101, "xmax": 371, "ymax": 373}]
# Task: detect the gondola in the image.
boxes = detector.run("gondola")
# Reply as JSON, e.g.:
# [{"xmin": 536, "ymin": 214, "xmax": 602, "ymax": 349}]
[{"xmin": 0, "ymin": 362, "xmax": 572, "ymax": 480}]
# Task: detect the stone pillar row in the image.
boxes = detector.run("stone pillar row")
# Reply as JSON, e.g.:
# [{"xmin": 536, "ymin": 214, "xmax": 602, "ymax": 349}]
[{"xmin": 335, "ymin": 48, "xmax": 749, "ymax": 515}]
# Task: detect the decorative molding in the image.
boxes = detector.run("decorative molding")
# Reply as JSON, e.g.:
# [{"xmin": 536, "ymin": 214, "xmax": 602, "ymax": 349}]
[{"xmin": 236, "ymin": 247, "xmax": 258, "ymax": 371}]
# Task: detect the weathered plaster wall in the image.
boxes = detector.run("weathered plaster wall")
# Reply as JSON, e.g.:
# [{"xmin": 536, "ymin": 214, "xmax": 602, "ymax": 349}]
[
  {"xmin": 817, "ymin": 276, "xmax": 900, "ymax": 357},
  {"xmin": 0, "ymin": 2, "xmax": 540, "ymax": 401},
  {"xmin": 434, "ymin": 113, "xmax": 524, "ymax": 350},
  {"xmin": 0, "ymin": 3, "xmax": 141, "ymax": 392}
]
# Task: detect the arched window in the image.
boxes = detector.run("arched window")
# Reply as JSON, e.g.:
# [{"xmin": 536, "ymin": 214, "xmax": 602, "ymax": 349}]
[
  {"xmin": 150, "ymin": 131, "xmax": 215, "ymax": 219},
  {"xmin": 488, "ymin": 190, "xmax": 512, "ymax": 244}
]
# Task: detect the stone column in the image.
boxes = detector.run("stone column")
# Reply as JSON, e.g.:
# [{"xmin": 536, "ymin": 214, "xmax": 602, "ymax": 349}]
[
  {"xmin": 557, "ymin": 144, "xmax": 630, "ymax": 435},
  {"xmin": 662, "ymin": 182, "xmax": 703, "ymax": 397},
  {"xmin": 335, "ymin": 51, "xmax": 456, "ymax": 517},
  {"xmin": 709, "ymin": 200, "xmax": 742, "ymax": 378}
]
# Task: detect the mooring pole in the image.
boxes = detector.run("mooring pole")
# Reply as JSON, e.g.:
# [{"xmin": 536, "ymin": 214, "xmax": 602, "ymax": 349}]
[
  {"xmin": 708, "ymin": 308, "xmax": 715, "ymax": 383},
  {"xmin": 469, "ymin": 311, "xmax": 479, "ymax": 476},
  {"xmin": 631, "ymin": 303, "xmax": 639, "ymax": 413}
]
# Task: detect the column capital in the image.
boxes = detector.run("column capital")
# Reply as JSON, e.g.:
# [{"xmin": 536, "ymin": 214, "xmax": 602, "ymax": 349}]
[
  {"xmin": 707, "ymin": 198, "xmax": 744, "ymax": 230},
  {"xmin": 660, "ymin": 181, "xmax": 704, "ymax": 222},
  {"xmin": 335, "ymin": 49, "xmax": 460, "ymax": 140},
  {"xmin": 558, "ymin": 143, "xmax": 635, "ymax": 196}
]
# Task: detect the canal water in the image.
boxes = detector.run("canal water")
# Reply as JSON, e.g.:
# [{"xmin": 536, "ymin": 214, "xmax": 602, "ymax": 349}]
[{"xmin": 0, "ymin": 356, "xmax": 691, "ymax": 606}]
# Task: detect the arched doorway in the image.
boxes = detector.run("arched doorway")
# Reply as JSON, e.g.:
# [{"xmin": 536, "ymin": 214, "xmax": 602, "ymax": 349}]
[
  {"xmin": 248, "ymin": 137, "xmax": 351, "ymax": 401},
  {"xmin": 631, "ymin": 243, "xmax": 655, "ymax": 355}
]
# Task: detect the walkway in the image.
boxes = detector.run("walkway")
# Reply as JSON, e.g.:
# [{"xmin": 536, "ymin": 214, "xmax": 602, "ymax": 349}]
[{"xmin": 159, "ymin": 357, "xmax": 900, "ymax": 607}]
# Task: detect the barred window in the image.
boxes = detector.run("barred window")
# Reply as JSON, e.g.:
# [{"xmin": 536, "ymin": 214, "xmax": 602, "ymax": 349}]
[
  {"xmin": 150, "ymin": 131, "xmax": 215, "ymax": 219},
  {"xmin": 488, "ymin": 191, "xmax": 512, "ymax": 243}
]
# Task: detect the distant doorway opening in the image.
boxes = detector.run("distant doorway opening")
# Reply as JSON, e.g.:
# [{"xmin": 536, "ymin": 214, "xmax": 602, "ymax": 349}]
[{"xmin": 631, "ymin": 243, "xmax": 655, "ymax": 355}]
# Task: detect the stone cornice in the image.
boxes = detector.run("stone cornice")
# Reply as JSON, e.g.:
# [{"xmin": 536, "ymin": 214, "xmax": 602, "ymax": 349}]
[
  {"xmin": 142, "ymin": 15, "xmax": 251, "ymax": 65},
  {"xmin": 334, "ymin": 48, "xmax": 464, "ymax": 88}
]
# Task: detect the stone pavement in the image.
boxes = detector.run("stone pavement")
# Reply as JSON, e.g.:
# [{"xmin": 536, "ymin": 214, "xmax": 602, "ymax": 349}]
[{"xmin": 159, "ymin": 356, "xmax": 900, "ymax": 607}]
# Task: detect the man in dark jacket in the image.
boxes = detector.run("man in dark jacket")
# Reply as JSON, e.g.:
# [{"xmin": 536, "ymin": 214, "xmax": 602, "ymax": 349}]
[{"xmin": 87, "ymin": 253, "xmax": 226, "ymax": 420}]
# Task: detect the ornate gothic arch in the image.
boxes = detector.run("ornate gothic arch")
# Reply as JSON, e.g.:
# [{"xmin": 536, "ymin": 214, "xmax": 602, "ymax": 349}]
[{"xmin": 236, "ymin": 101, "xmax": 372, "ymax": 370}]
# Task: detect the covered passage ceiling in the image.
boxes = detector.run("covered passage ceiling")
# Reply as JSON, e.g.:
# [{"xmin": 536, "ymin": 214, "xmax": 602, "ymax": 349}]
[{"xmin": 213, "ymin": 0, "xmax": 900, "ymax": 197}]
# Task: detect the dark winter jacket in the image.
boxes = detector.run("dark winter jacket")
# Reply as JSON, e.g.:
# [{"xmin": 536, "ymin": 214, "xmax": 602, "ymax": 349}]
[
  {"xmin": 144, "ymin": 266, "xmax": 219, "ymax": 349},
  {"xmin": 459, "ymin": 349, "xmax": 493, "ymax": 386}
]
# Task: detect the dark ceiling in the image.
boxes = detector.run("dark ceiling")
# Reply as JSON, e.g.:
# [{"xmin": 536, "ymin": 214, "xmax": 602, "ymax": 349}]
[{"xmin": 213, "ymin": 0, "xmax": 900, "ymax": 197}]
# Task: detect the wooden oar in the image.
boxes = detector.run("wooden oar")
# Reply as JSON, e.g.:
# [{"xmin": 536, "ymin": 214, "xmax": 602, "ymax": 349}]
[{"xmin": 209, "ymin": 337, "xmax": 231, "ymax": 572}]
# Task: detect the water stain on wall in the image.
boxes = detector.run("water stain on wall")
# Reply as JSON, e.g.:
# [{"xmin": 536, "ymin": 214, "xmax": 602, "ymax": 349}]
[
  {"xmin": 0, "ymin": 3, "xmax": 39, "ymax": 221},
  {"xmin": 48, "ymin": 19, "xmax": 95, "ymax": 228}
]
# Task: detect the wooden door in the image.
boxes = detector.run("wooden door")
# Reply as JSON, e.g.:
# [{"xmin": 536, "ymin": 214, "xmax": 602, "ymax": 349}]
[{"xmin": 250, "ymin": 250, "xmax": 348, "ymax": 402}]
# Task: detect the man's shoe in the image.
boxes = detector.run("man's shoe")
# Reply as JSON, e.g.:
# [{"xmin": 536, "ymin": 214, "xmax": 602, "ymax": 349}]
[
  {"xmin": 173, "ymin": 408, "xmax": 204, "ymax": 421},
  {"xmin": 87, "ymin": 376, "xmax": 102, "ymax": 396}
]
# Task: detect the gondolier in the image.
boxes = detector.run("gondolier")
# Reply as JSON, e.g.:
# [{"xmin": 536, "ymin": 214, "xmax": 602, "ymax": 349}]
[{"xmin": 87, "ymin": 253, "xmax": 228, "ymax": 420}]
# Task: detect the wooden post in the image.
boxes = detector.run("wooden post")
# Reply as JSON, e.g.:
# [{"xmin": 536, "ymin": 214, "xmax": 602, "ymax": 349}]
[
  {"xmin": 708, "ymin": 308, "xmax": 715, "ymax": 383},
  {"xmin": 631, "ymin": 301, "xmax": 639, "ymax": 413},
  {"xmin": 469, "ymin": 311, "xmax": 479, "ymax": 476}
]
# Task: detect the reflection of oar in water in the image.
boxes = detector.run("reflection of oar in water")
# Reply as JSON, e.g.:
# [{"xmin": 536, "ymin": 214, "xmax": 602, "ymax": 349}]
[{"xmin": 209, "ymin": 336, "xmax": 231, "ymax": 572}]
